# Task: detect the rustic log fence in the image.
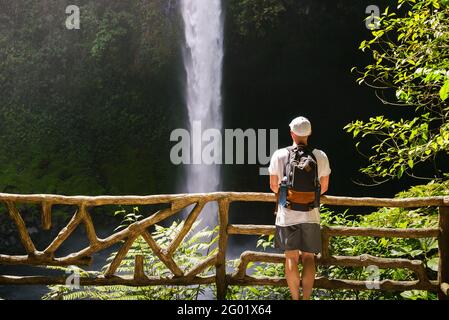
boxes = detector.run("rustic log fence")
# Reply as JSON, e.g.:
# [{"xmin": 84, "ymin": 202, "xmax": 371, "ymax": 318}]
[{"xmin": 0, "ymin": 192, "xmax": 448, "ymax": 300}]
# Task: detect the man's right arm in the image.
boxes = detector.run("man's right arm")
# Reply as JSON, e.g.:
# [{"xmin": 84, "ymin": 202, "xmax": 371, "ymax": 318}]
[
  {"xmin": 268, "ymin": 149, "xmax": 281, "ymax": 194},
  {"xmin": 270, "ymin": 175, "xmax": 279, "ymax": 194}
]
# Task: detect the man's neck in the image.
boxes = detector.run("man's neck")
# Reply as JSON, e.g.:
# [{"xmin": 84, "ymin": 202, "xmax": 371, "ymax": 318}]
[{"xmin": 293, "ymin": 141, "xmax": 308, "ymax": 147}]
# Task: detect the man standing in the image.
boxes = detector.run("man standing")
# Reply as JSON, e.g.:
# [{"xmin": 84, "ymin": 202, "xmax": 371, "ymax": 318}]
[{"xmin": 268, "ymin": 116, "xmax": 331, "ymax": 300}]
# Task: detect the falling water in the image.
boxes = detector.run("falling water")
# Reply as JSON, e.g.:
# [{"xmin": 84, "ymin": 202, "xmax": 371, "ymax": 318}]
[{"xmin": 180, "ymin": 0, "xmax": 224, "ymax": 225}]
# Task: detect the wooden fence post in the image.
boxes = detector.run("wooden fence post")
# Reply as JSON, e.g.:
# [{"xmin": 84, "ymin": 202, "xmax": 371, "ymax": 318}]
[
  {"xmin": 216, "ymin": 199, "xmax": 229, "ymax": 300},
  {"xmin": 321, "ymin": 226, "xmax": 330, "ymax": 259},
  {"xmin": 134, "ymin": 255, "xmax": 145, "ymax": 280},
  {"xmin": 41, "ymin": 202, "xmax": 52, "ymax": 230},
  {"xmin": 438, "ymin": 206, "xmax": 449, "ymax": 300}
]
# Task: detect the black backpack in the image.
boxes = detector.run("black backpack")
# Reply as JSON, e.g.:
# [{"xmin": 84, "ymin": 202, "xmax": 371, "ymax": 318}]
[{"xmin": 283, "ymin": 144, "xmax": 321, "ymax": 211}]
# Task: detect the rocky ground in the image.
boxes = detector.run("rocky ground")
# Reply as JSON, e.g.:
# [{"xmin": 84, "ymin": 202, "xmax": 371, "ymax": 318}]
[{"xmin": 0, "ymin": 209, "xmax": 45, "ymax": 253}]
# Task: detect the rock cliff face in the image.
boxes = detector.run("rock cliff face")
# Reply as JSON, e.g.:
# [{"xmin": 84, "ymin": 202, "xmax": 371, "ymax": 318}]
[{"xmin": 222, "ymin": 0, "xmax": 405, "ymax": 198}]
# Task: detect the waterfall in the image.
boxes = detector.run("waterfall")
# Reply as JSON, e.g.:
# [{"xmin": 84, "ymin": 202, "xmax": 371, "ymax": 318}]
[{"xmin": 180, "ymin": 0, "xmax": 224, "ymax": 225}]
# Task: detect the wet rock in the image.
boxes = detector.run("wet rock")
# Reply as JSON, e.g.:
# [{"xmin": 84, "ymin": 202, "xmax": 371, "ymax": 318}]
[
  {"xmin": 27, "ymin": 227, "xmax": 39, "ymax": 235},
  {"xmin": 23, "ymin": 215, "xmax": 35, "ymax": 224},
  {"xmin": 8, "ymin": 236, "xmax": 16, "ymax": 245}
]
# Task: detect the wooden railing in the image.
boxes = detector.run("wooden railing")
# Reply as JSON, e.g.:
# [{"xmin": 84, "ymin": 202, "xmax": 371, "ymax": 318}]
[{"xmin": 0, "ymin": 192, "xmax": 448, "ymax": 300}]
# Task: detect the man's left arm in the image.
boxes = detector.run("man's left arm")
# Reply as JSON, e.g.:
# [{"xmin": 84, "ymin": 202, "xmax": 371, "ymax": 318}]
[
  {"xmin": 320, "ymin": 175, "xmax": 329, "ymax": 194},
  {"xmin": 317, "ymin": 150, "xmax": 331, "ymax": 195},
  {"xmin": 268, "ymin": 150, "xmax": 281, "ymax": 194}
]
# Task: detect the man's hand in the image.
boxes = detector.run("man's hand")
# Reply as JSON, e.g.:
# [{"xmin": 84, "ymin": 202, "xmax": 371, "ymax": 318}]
[{"xmin": 270, "ymin": 175, "xmax": 279, "ymax": 194}]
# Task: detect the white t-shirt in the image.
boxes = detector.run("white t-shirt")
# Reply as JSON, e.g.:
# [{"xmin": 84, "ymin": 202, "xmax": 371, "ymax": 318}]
[{"xmin": 268, "ymin": 144, "xmax": 331, "ymax": 227}]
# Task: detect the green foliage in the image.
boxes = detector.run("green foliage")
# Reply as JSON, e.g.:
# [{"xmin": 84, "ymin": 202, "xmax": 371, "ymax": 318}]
[
  {"xmin": 318, "ymin": 208, "xmax": 436, "ymax": 300},
  {"xmin": 42, "ymin": 207, "xmax": 218, "ymax": 300},
  {"xmin": 227, "ymin": 234, "xmax": 291, "ymax": 300},
  {"xmin": 0, "ymin": 0, "xmax": 182, "ymax": 195},
  {"xmin": 228, "ymin": 180, "xmax": 445, "ymax": 300},
  {"xmin": 347, "ymin": 0, "xmax": 449, "ymax": 180},
  {"xmin": 397, "ymin": 178, "xmax": 449, "ymax": 197},
  {"xmin": 318, "ymin": 180, "xmax": 445, "ymax": 300},
  {"xmin": 227, "ymin": 0, "xmax": 286, "ymax": 37}
]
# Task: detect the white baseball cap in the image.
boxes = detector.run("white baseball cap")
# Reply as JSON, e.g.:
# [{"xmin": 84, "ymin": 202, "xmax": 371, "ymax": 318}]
[{"xmin": 289, "ymin": 116, "xmax": 312, "ymax": 136}]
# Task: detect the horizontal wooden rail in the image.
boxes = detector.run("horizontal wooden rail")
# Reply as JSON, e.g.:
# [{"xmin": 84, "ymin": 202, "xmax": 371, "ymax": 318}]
[
  {"xmin": 228, "ymin": 276, "xmax": 439, "ymax": 292},
  {"xmin": 0, "ymin": 254, "xmax": 92, "ymax": 266},
  {"xmin": 0, "ymin": 275, "xmax": 215, "ymax": 286},
  {"xmin": 0, "ymin": 274, "xmax": 437, "ymax": 292},
  {"xmin": 0, "ymin": 192, "xmax": 447, "ymax": 207},
  {"xmin": 321, "ymin": 195, "xmax": 449, "ymax": 208},
  {"xmin": 228, "ymin": 224, "xmax": 275, "ymax": 235},
  {"xmin": 323, "ymin": 226, "xmax": 440, "ymax": 238},
  {"xmin": 228, "ymin": 224, "xmax": 440, "ymax": 238},
  {"xmin": 232, "ymin": 251, "xmax": 430, "ymax": 283}
]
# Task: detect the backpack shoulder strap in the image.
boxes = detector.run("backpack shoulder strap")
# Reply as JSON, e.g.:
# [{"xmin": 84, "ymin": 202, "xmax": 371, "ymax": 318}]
[
  {"xmin": 309, "ymin": 147, "xmax": 320, "ymax": 188},
  {"xmin": 296, "ymin": 144, "xmax": 317, "ymax": 161},
  {"xmin": 307, "ymin": 146, "xmax": 318, "ymax": 162},
  {"xmin": 283, "ymin": 146, "xmax": 296, "ymax": 178}
]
